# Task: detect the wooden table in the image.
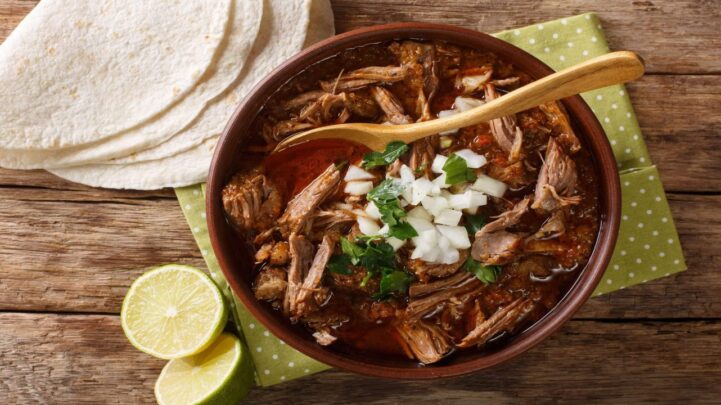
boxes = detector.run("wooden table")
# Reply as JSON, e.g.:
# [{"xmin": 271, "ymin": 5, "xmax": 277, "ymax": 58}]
[{"xmin": 1, "ymin": 1, "xmax": 720, "ymax": 403}]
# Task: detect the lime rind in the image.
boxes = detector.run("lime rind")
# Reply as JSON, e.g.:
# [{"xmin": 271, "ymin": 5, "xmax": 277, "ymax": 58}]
[
  {"xmin": 121, "ymin": 264, "xmax": 228, "ymax": 360},
  {"xmin": 155, "ymin": 333, "xmax": 253, "ymax": 405}
]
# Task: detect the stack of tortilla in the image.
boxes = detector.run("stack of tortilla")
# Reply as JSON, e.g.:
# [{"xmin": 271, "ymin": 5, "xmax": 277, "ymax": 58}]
[{"xmin": 0, "ymin": 0, "xmax": 334, "ymax": 189}]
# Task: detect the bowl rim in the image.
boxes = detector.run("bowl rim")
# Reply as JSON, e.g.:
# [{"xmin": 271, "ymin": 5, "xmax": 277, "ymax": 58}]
[{"xmin": 207, "ymin": 22, "xmax": 621, "ymax": 379}]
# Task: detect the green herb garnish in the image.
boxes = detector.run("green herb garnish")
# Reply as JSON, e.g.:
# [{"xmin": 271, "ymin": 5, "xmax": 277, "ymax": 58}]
[
  {"xmin": 386, "ymin": 221, "xmax": 418, "ymax": 240},
  {"xmin": 361, "ymin": 141, "xmax": 409, "ymax": 169},
  {"xmin": 463, "ymin": 257, "xmax": 501, "ymax": 284},
  {"xmin": 464, "ymin": 214, "xmax": 487, "ymax": 235},
  {"xmin": 366, "ymin": 179, "xmax": 417, "ymax": 240},
  {"xmin": 326, "ymin": 254, "xmax": 352, "ymax": 275},
  {"xmin": 442, "ymin": 154, "xmax": 477, "ymax": 185},
  {"xmin": 373, "ymin": 269, "xmax": 414, "ymax": 299}
]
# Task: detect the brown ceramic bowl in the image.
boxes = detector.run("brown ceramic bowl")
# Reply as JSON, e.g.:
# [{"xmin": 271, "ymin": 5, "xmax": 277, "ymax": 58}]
[{"xmin": 207, "ymin": 23, "xmax": 621, "ymax": 379}]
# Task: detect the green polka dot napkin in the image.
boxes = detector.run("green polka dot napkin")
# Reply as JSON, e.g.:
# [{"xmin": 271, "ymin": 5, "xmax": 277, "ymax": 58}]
[{"xmin": 175, "ymin": 12, "xmax": 686, "ymax": 386}]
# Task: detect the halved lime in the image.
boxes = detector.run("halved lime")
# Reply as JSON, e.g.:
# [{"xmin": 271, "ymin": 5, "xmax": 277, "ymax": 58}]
[
  {"xmin": 155, "ymin": 333, "xmax": 253, "ymax": 405},
  {"xmin": 121, "ymin": 264, "xmax": 227, "ymax": 359}
]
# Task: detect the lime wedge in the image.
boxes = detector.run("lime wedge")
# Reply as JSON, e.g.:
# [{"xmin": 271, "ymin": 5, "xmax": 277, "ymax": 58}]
[
  {"xmin": 155, "ymin": 332, "xmax": 253, "ymax": 405},
  {"xmin": 121, "ymin": 264, "xmax": 227, "ymax": 359}
]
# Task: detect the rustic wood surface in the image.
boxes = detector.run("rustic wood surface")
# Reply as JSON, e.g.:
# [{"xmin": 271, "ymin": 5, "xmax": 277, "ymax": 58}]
[{"xmin": 1, "ymin": 0, "xmax": 720, "ymax": 403}]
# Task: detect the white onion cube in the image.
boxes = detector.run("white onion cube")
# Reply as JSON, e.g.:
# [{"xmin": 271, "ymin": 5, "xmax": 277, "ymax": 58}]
[
  {"xmin": 448, "ymin": 190, "xmax": 473, "ymax": 210},
  {"xmin": 436, "ymin": 225, "xmax": 471, "ymax": 249},
  {"xmin": 421, "ymin": 195, "xmax": 449, "ymax": 216},
  {"xmin": 471, "ymin": 174, "xmax": 508, "ymax": 198},
  {"xmin": 406, "ymin": 216, "xmax": 435, "ymax": 234},
  {"xmin": 454, "ymin": 96, "xmax": 484, "ymax": 112},
  {"xmin": 344, "ymin": 180, "xmax": 374, "ymax": 196},
  {"xmin": 431, "ymin": 154, "xmax": 448, "ymax": 173},
  {"xmin": 469, "ymin": 191, "xmax": 488, "ymax": 207},
  {"xmin": 399, "ymin": 164, "xmax": 415, "ymax": 184},
  {"xmin": 432, "ymin": 173, "xmax": 452, "ymax": 189},
  {"xmin": 407, "ymin": 206, "xmax": 433, "ymax": 221},
  {"xmin": 364, "ymin": 202, "xmax": 381, "ymax": 219},
  {"xmin": 387, "ymin": 237, "xmax": 406, "ymax": 251},
  {"xmin": 454, "ymin": 149, "xmax": 487, "ymax": 168},
  {"xmin": 411, "ymin": 178, "xmax": 434, "ymax": 205},
  {"xmin": 357, "ymin": 216, "xmax": 381, "ymax": 235},
  {"xmin": 441, "ymin": 248, "xmax": 460, "ymax": 264},
  {"xmin": 344, "ymin": 165, "xmax": 375, "ymax": 181},
  {"xmin": 434, "ymin": 209, "xmax": 463, "ymax": 226}
]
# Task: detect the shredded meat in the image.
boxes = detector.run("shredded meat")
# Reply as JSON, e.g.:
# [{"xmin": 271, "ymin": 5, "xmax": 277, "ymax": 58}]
[
  {"xmin": 283, "ymin": 234, "xmax": 314, "ymax": 317},
  {"xmin": 457, "ymin": 297, "xmax": 536, "ymax": 348},
  {"xmin": 294, "ymin": 234, "xmax": 337, "ymax": 317},
  {"xmin": 253, "ymin": 267, "xmax": 287, "ymax": 303},
  {"xmin": 487, "ymin": 160, "xmax": 531, "ymax": 188},
  {"xmin": 406, "ymin": 277, "xmax": 482, "ymax": 320},
  {"xmin": 222, "ymin": 172, "xmax": 283, "ymax": 233},
  {"xmin": 282, "ymin": 90, "xmax": 327, "ymax": 112},
  {"xmin": 532, "ymin": 138, "xmax": 581, "ymax": 213},
  {"xmin": 312, "ymin": 328, "xmax": 338, "ymax": 346},
  {"xmin": 455, "ymin": 65, "xmax": 493, "ymax": 94},
  {"xmin": 370, "ymin": 86, "xmax": 412, "ymax": 124},
  {"xmin": 409, "ymin": 137, "xmax": 436, "ymax": 178},
  {"xmin": 396, "ymin": 321, "xmax": 453, "ymax": 364},
  {"xmin": 471, "ymin": 198, "xmax": 530, "ymax": 265},
  {"xmin": 409, "ymin": 271, "xmax": 474, "ymax": 298},
  {"xmin": 278, "ymin": 164, "xmax": 341, "ymax": 237},
  {"xmin": 390, "ymin": 41, "xmax": 438, "ymax": 121},
  {"xmin": 320, "ymin": 66, "xmax": 408, "ymax": 93},
  {"xmin": 345, "ymin": 90, "xmax": 380, "ymax": 118},
  {"xmin": 539, "ymin": 101, "xmax": 581, "ymax": 154},
  {"xmin": 255, "ymin": 241, "xmax": 290, "ymax": 266},
  {"xmin": 311, "ymin": 206, "xmax": 356, "ymax": 235},
  {"xmin": 484, "ymin": 83, "xmax": 524, "ymax": 162},
  {"xmin": 531, "ymin": 210, "xmax": 566, "ymax": 240}
]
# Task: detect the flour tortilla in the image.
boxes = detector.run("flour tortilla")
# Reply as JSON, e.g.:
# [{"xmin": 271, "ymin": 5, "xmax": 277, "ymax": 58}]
[
  {"xmin": 0, "ymin": 0, "xmax": 232, "ymax": 150},
  {"xmin": 0, "ymin": 0, "xmax": 262, "ymax": 169},
  {"xmin": 50, "ymin": 0, "xmax": 335, "ymax": 190},
  {"xmin": 105, "ymin": 0, "xmax": 334, "ymax": 164}
]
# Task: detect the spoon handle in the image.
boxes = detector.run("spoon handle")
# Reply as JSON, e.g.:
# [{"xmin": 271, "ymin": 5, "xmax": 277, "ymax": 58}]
[{"xmin": 390, "ymin": 51, "xmax": 645, "ymax": 141}]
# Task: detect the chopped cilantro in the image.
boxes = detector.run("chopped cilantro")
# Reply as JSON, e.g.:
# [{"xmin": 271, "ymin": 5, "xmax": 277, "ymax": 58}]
[
  {"xmin": 361, "ymin": 141, "xmax": 409, "ymax": 169},
  {"xmin": 367, "ymin": 179, "xmax": 405, "ymax": 202},
  {"xmin": 340, "ymin": 237, "xmax": 365, "ymax": 264},
  {"xmin": 373, "ymin": 268, "xmax": 414, "ymax": 299},
  {"xmin": 442, "ymin": 153, "xmax": 477, "ymax": 185},
  {"xmin": 464, "ymin": 214, "xmax": 487, "ymax": 235},
  {"xmin": 326, "ymin": 254, "xmax": 352, "ymax": 275},
  {"xmin": 387, "ymin": 221, "xmax": 418, "ymax": 240},
  {"xmin": 463, "ymin": 257, "xmax": 501, "ymax": 284}
]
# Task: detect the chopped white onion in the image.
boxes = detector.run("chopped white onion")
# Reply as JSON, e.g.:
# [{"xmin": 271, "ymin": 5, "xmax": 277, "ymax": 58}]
[
  {"xmin": 344, "ymin": 165, "xmax": 375, "ymax": 181},
  {"xmin": 471, "ymin": 174, "xmax": 508, "ymax": 198},
  {"xmin": 469, "ymin": 190, "xmax": 488, "ymax": 207},
  {"xmin": 437, "ymin": 109, "xmax": 459, "ymax": 135},
  {"xmin": 421, "ymin": 195, "xmax": 450, "ymax": 216},
  {"xmin": 431, "ymin": 154, "xmax": 448, "ymax": 173},
  {"xmin": 411, "ymin": 177, "xmax": 434, "ymax": 205},
  {"xmin": 438, "ymin": 235, "xmax": 452, "ymax": 251},
  {"xmin": 436, "ymin": 224, "xmax": 471, "ymax": 249},
  {"xmin": 386, "ymin": 237, "xmax": 406, "ymax": 251},
  {"xmin": 399, "ymin": 164, "xmax": 415, "ymax": 184},
  {"xmin": 448, "ymin": 190, "xmax": 472, "ymax": 210},
  {"xmin": 441, "ymin": 248, "xmax": 460, "ymax": 264},
  {"xmin": 454, "ymin": 148, "xmax": 487, "ymax": 168},
  {"xmin": 407, "ymin": 205, "xmax": 433, "ymax": 221},
  {"xmin": 357, "ymin": 216, "xmax": 381, "ymax": 235},
  {"xmin": 405, "ymin": 216, "xmax": 435, "ymax": 234},
  {"xmin": 432, "ymin": 173, "xmax": 451, "ymax": 189},
  {"xmin": 364, "ymin": 202, "xmax": 381, "ymax": 219},
  {"xmin": 461, "ymin": 74, "xmax": 491, "ymax": 92},
  {"xmin": 454, "ymin": 96, "xmax": 485, "ymax": 112},
  {"xmin": 421, "ymin": 247, "xmax": 441, "ymax": 263},
  {"xmin": 434, "ymin": 208, "xmax": 463, "ymax": 226},
  {"xmin": 344, "ymin": 180, "xmax": 374, "ymax": 195}
]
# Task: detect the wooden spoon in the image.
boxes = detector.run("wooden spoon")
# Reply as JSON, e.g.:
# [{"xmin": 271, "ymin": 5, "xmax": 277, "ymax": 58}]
[{"xmin": 273, "ymin": 51, "xmax": 644, "ymax": 153}]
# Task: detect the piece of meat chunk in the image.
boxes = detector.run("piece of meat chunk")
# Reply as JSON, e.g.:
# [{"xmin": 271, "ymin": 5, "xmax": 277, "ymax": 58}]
[
  {"xmin": 486, "ymin": 160, "xmax": 532, "ymax": 188},
  {"xmin": 530, "ymin": 210, "xmax": 566, "ymax": 240},
  {"xmin": 282, "ymin": 90, "xmax": 327, "ymax": 112},
  {"xmin": 319, "ymin": 66, "xmax": 408, "ymax": 93},
  {"xmin": 390, "ymin": 41, "xmax": 439, "ymax": 121},
  {"xmin": 294, "ymin": 234, "xmax": 337, "ymax": 317},
  {"xmin": 455, "ymin": 65, "xmax": 493, "ymax": 94},
  {"xmin": 253, "ymin": 267, "xmax": 287, "ymax": 303},
  {"xmin": 370, "ymin": 86, "xmax": 412, "ymax": 124},
  {"xmin": 255, "ymin": 241, "xmax": 290, "ymax": 266},
  {"xmin": 539, "ymin": 101, "xmax": 581, "ymax": 154},
  {"xmin": 278, "ymin": 163, "xmax": 341, "ymax": 237},
  {"xmin": 484, "ymin": 83, "xmax": 524, "ymax": 162},
  {"xmin": 312, "ymin": 328, "xmax": 338, "ymax": 346},
  {"xmin": 532, "ymin": 137, "xmax": 581, "ymax": 213},
  {"xmin": 283, "ymin": 233, "xmax": 314, "ymax": 317},
  {"xmin": 297, "ymin": 92, "xmax": 348, "ymax": 125},
  {"xmin": 345, "ymin": 90, "xmax": 380, "ymax": 119},
  {"xmin": 409, "ymin": 271, "xmax": 474, "ymax": 298},
  {"xmin": 405, "ymin": 277, "xmax": 482, "ymax": 320},
  {"xmin": 328, "ymin": 267, "xmax": 380, "ymax": 297},
  {"xmin": 405, "ymin": 249, "xmax": 469, "ymax": 281},
  {"xmin": 471, "ymin": 198, "xmax": 530, "ymax": 265},
  {"xmin": 457, "ymin": 297, "xmax": 536, "ymax": 348},
  {"xmin": 409, "ymin": 137, "xmax": 436, "ymax": 178},
  {"xmin": 395, "ymin": 321, "xmax": 453, "ymax": 364},
  {"xmin": 311, "ymin": 206, "xmax": 356, "ymax": 236},
  {"xmin": 222, "ymin": 171, "xmax": 283, "ymax": 234}
]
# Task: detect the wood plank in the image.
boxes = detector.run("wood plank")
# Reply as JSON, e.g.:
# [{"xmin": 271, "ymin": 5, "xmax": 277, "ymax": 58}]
[
  {"xmin": 330, "ymin": 0, "xmax": 721, "ymax": 74},
  {"xmin": 2, "ymin": 313, "xmax": 720, "ymax": 403},
  {"xmin": 2, "ymin": 1, "xmax": 721, "ymax": 74},
  {"xmin": 0, "ymin": 191, "xmax": 716, "ymax": 317},
  {"xmin": 0, "ymin": 193, "xmax": 204, "ymax": 313}
]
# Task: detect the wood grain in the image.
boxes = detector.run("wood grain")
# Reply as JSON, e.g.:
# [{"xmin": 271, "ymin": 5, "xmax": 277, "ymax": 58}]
[
  {"xmin": 2, "ymin": 313, "xmax": 720, "ymax": 404},
  {"xmin": 330, "ymin": 0, "xmax": 721, "ymax": 74}
]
